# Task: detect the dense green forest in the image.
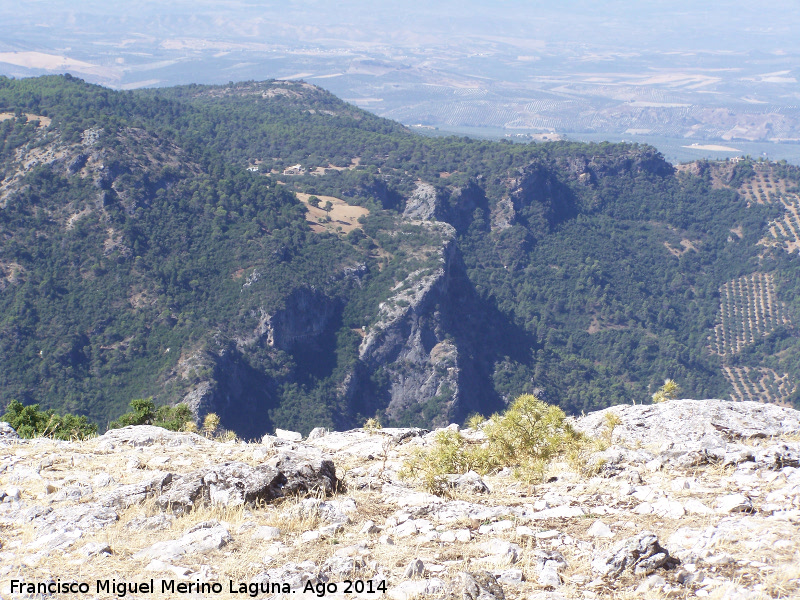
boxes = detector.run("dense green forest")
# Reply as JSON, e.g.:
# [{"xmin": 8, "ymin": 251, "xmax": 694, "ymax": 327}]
[{"xmin": 1, "ymin": 75, "xmax": 799, "ymax": 436}]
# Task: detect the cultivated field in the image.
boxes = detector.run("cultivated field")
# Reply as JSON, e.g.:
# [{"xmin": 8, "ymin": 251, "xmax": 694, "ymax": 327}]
[
  {"xmin": 710, "ymin": 272, "xmax": 788, "ymax": 357},
  {"xmin": 722, "ymin": 366, "xmax": 796, "ymax": 407},
  {"xmin": 295, "ymin": 193, "xmax": 369, "ymax": 234}
]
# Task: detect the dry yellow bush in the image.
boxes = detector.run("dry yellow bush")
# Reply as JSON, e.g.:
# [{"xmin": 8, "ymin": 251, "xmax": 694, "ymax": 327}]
[{"xmin": 202, "ymin": 413, "xmax": 220, "ymax": 437}]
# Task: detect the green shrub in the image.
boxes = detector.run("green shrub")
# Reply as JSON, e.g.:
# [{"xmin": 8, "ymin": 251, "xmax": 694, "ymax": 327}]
[
  {"xmin": 401, "ymin": 393, "xmax": 584, "ymax": 494},
  {"xmin": 1, "ymin": 399, "xmax": 97, "ymax": 440},
  {"xmin": 400, "ymin": 429, "xmax": 480, "ymax": 495},
  {"xmin": 466, "ymin": 413, "xmax": 486, "ymax": 430},
  {"xmin": 108, "ymin": 398, "xmax": 194, "ymax": 431},
  {"xmin": 482, "ymin": 393, "xmax": 581, "ymax": 472},
  {"xmin": 652, "ymin": 379, "xmax": 680, "ymax": 403},
  {"xmin": 362, "ymin": 416, "xmax": 382, "ymax": 432},
  {"xmin": 599, "ymin": 411, "xmax": 622, "ymax": 447},
  {"xmin": 203, "ymin": 412, "xmax": 221, "ymax": 437}
]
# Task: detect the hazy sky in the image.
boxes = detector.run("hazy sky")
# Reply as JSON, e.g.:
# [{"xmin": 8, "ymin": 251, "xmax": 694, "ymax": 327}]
[{"xmin": 3, "ymin": 1, "xmax": 799, "ymax": 54}]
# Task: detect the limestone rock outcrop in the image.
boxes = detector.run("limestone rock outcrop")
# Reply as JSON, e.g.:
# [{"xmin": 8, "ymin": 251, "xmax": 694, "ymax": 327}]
[{"xmin": 1, "ymin": 399, "xmax": 799, "ymax": 600}]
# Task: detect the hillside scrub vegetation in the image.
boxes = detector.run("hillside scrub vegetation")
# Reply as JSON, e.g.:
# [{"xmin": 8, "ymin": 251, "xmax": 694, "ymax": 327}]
[
  {"xmin": 2, "ymin": 75, "xmax": 800, "ymax": 436},
  {"xmin": 107, "ymin": 398, "xmax": 194, "ymax": 431},
  {"xmin": 0, "ymin": 399, "xmax": 97, "ymax": 440}
]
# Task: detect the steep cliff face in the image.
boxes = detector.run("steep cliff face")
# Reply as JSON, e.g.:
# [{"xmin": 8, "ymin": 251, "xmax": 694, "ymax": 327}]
[
  {"xmin": 504, "ymin": 163, "xmax": 579, "ymax": 238},
  {"xmin": 262, "ymin": 288, "xmax": 338, "ymax": 351},
  {"xmin": 11, "ymin": 74, "xmax": 799, "ymax": 436},
  {"xmin": 402, "ymin": 182, "xmax": 443, "ymax": 221},
  {"xmin": 554, "ymin": 147, "xmax": 675, "ymax": 182},
  {"xmin": 402, "ymin": 181, "xmax": 488, "ymax": 233},
  {"xmin": 174, "ymin": 340, "xmax": 278, "ymax": 440},
  {"xmin": 175, "ymin": 289, "xmax": 341, "ymax": 438},
  {"xmin": 357, "ymin": 222, "xmax": 460, "ymax": 424},
  {"xmin": 354, "ymin": 219, "xmax": 504, "ymax": 427},
  {"xmin": 442, "ymin": 182, "xmax": 489, "ymax": 233}
]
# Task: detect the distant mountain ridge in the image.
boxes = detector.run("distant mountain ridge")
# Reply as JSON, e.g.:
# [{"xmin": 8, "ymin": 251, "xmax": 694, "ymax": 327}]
[{"xmin": 1, "ymin": 75, "xmax": 800, "ymax": 435}]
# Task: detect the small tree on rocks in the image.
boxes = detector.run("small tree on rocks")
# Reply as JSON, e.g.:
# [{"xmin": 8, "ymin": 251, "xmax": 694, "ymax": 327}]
[
  {"xmin": 203, "ymin": 413, "xmax": 221, "ymax": 438},
  {"xmin": 652, "ymin": 379, "xmax": 680, "ymax": 403}
]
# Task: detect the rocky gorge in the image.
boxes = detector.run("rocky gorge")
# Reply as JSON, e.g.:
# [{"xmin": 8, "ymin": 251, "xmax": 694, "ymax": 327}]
[{"xmin": 1, "ymin": 398, "xmax": 799, "ymax": 599}]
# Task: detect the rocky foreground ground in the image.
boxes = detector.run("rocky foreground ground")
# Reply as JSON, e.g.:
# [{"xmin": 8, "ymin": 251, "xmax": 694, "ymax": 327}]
[{"xmin": 1, "ymin": 399, "xmax": 799, "ymax": 600}]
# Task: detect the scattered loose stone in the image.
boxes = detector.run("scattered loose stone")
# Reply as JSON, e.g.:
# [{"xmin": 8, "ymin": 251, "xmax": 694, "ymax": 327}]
[
  {"xmin": 307, "ymin": 427, "xmax": 327, "ymax": 439},
  {"xmin": 323, "ymin": 554, "xmax": 365, "ymax": 578},
  {"xmin": 587, "ymin": 520, "xmax": 614, "ymax": 538},
  {"xmin": 515, "ymin": 525, "xmax": 535, "ymax": 537},
  {"xmin": 479, "ymin": 539, "xmax": 521, "ymax": 565},
  {"xmin": 0, "ymin": 401, "xmax": 798, "ymax": 599},
  {"xmin": 635, "ymin": 574, "xmax": 666, "ymax": 594},
  {"xmin": 388, "ymin": 578, "xmax": 444, "ymax": 600},
  {"xmin": 251, "ymin": 525, "xmax": 281, "ymax": 540},
  {"xmin": 591, "ymin": 531, "xmax": 677, "ymax": 578},
  {"xmin": 479, "ymin": 520, "xmax": 514, "ymax": 535},
  {"xmin": 716, "ymin": 493, "xmax": 753, "ymax": 514},
  {"xmin": 531, "ymin": 505, "xmax": 585, "ymax": 519},
  {"xmin": 538, "ymin": 566, "xmax": 562, "ymax": 588},
  {"xmin": 683, "ymin": 498, "xmax": 713, "ymax": 514},
  {"xmin": 495, "ymin": 569, "xmax": 524, "ymax": 585},
  {"xmin": 91, "ymin": 473, "xmax": 114, "ymax": 488},
  {"xmin": 449, "ymin": 471, "xmax": 490, "ymax": 494},
  {"xmin": 440, "ymin": 528, "xmax": 471, "ymax": 543},
  {"xmin": 318, "ymin": 521, "xmax": 345, "ymax": 536},
  {"xmin": 301, "ymin": 530, "xmax": 321, "ymax": 542},
  {"xmin": 360, "ymin": 520, "xmax": 379, "ymax": 534},
  {"xmin": 442, "ymin": 572, "xmax": 505, "ymax": 600},
  {"xmin": 80, "ymin": 542, "xmax": 112, "ymax": 557},
  {"xmin": 403, "ymin": 558, "xmax": 424, "ymax": 578},
  {"xmin": 394, "ymin": 520, "xmax": 418, "ymax": 538},
  {"xmin": 651, "ymin": 497, "xmax": 686, "ymax": 519},
  {"xmin": 145, "ymin": 560, "xmax": 192, "ymax": 577},
  {"xmin": 275, "ymin": 428, "xmax": 303, "ymax": 442}
]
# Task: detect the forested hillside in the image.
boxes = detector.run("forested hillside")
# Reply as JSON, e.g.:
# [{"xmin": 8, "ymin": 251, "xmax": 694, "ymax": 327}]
[{"xmin": 1, "ymin": 75, "xmax": 799, "ymax": 436}]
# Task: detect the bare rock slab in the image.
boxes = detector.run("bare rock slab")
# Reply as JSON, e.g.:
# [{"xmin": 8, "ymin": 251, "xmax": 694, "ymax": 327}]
[
  {"xmin": 156, "ymin": 453, "xmax": 337, "ymax": 513},
  {"xmin": 95, "ymin": 425, "xmax": 208, "ymax": 449},
  {"xmin": 0, "ymin": 422, "xmax": 20, "ymax": 443},
  {"xmin": 134, "ymin": 521, "xmax": 231, "ymax": 562},
  {"xmin": 576, "ymin": 400, "xmax": 800, "ymax": 450}
]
